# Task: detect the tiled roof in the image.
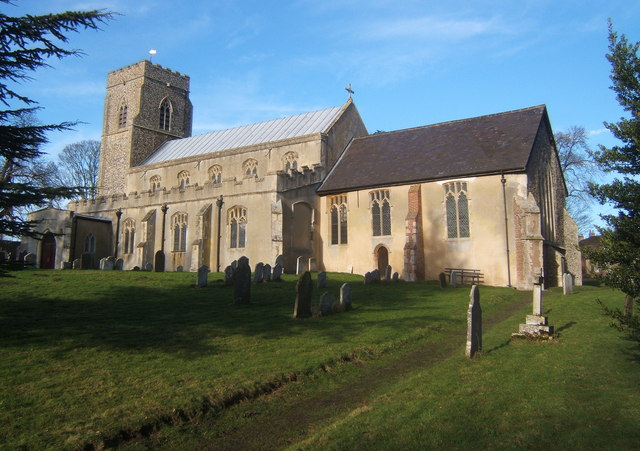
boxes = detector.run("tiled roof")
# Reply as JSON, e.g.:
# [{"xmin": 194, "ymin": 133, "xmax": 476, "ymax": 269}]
[
  {"xmin": 317, "ymin": 105, "xmax": 547, "ymax": 195},
  {"xmin": 141, "ymin": 105, "xmax": 346, "ymax": 165}
]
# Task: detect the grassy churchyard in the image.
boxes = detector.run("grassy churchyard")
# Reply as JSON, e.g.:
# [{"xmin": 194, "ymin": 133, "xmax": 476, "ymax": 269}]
[{"xmin": 0, "ymin": 270, "xmax": 638, "ymax": 449}]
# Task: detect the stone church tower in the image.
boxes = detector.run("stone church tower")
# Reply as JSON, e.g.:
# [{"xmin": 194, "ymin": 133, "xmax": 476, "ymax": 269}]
[{"xmin": 98, "ymin": 60, "xmax": 193, "ymax": 196}]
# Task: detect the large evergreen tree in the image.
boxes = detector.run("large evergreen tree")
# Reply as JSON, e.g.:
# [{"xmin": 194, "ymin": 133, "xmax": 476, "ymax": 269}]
[
  {"xmin": 0, "ymin": 2, "xmax": 112, "ymax": 238},
  {"xmin": 585, "ymin": 21, "xmax": 640, "ymax": 337}
]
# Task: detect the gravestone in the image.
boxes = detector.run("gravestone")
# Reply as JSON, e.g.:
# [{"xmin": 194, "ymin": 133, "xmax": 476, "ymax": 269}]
[
  {"xmin": 293, "ymin": 271, "xmax": 312, "ymax": 318},
  {"xmin": 319, "ymin": 292, "xmax": 335, "ymax": 316},
  {"xmin": 115, "ymin": 258, "xmax": 124, "ymax": 270},
  {"xmin": 62, "ymin": 261, "xmax": 72, "ymax": 270},
  {"xmin": 72, "ymin": 258, "xmax": 81, "ymax": 269},
  {"xmin": 197, "ymin": 265, "xmax": 209, "ymax": 288},
  {"xmin": 176, "ymin": 265, "xmax": 183, "ymax": 272},
  {"xmin": 450, "ymin": 270, "xmax": 460, "ymax": 288},
  {"xmin": 363, "ymin": 271, "xmax": 372, "ymax": 284},
  {"xmin": 263, "ymin": 264, "xmax": 272, "ymax": 282},
  {"xmin": 392, "ymin": 272, "xmax": 399, "ymax": 282},
  {"xmin": 347, "ymin": 265, "xmax": 353, "ymax": 274},
  {"xmin": 99, "ymin": 257, "xmax": 108, "ymax": 270},
  {"xmin": 224, "ymin": 265, "xmax": 234, "ymax": 285},
  {"xmin": 253, "ymin": 262, "xmax": 264, "ymax": 284},
  {"xmin": 106, "ymin": 256, "xmax": 115, "ymax": 270},
  {"xmin": 385, "ymin": 265, "xmax": 392, "ymax": 282},
  {"xmin": 24, "ymin": 252, "xmax": 36, "ymax": 267},
  {"xmin": 145, "ymin": 262, "xmax": 154, "ymax": 271},
  {"xmin": 372, "ymin": 269, "xmax": 380, "ymax": 283},
  {"xmin": 317, "ymin": 271, "xmax": 327, "ymax": 289},
  {"xmin": 231, "ymin": 260, "xmax": 238, "ymax": 271},
  {"xmin": 513, "ymin": 273, "xmax": 554, "ymax": 338},
  {"xmin": 562, "ymin": 273, "xmax": 573, "ymax": 295},
  {"xmin": 308, "ymin": 258, "xmax": 317, "ymax": 272},
  {"xmin": 340, "ymin": 283, "xmax": 352, "ymax": 311},
  {"xmin": 233, "ymin": 258, "xmax": 251, "ymax": 304},
  {"xmin": 438, "ymin": 272, "xmax": 448, "ymax": 288},
  {"xmin": 100, "ymin": 257, "xmax": 114, "ymax": 271},
  {"xmin": 465, "ymin": 285, "xmax": 482, "ymax": 358},
  {"xmin": 275, "ymin": 254, "xmax": 285, "ymax": 269},
  {"xmin": 296, "ymin": 256, "xmax": 305, "ymax": 275},
  {"xmin": 154, "ymin": 250, "xmax": 165, "ymax": 272},
  {"xmin": 81, "ymin": 252, "xmax": 94, "ymax": 270},
  {"xmin": 273, "ymin": 264, "xmax": 283, "ymax": 281}
]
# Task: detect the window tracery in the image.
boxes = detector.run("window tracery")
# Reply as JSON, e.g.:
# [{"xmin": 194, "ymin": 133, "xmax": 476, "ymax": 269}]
[
  {"xmin": 329, "ymin": 195, "xmax": 348, "ymax": 245},
  {"xmin": 229, "ymin": 206, "xmax": 247, "ymax": 248},
  {"xmin": 444, "ymin": 182, "xmax": 470, "ymax": 238},
  {"xmin": 122, "ymin": 218, "xmax": 136, "ymax": 254},
  {"xmin": 243, "ymin": 159, "xmax": 258, "ymax": 178},
  {"xmin": 177, "ymin": 170, "xmax": 190, "ymax": 189},
  {"xmin": 159, "ymin": 98, "xmax": 172, "ymax": 131},
  {"xmin": 208, "ymin": 165, "xmax": 222, "ymax": 184},
  {"xmin": 370, "ymin": 190, "xmax": 391, "ymax": 236},
  {"xmin": 172, "ymin": 212, "xmax": 188, "ymax": 252}
]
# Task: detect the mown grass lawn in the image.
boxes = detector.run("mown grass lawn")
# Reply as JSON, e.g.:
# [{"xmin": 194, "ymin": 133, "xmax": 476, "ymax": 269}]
[{"xmin": 0, "ymin": 269, "xmax": 522, "ymax": 449}]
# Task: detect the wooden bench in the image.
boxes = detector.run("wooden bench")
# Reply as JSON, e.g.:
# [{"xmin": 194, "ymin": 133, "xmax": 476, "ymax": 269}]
[{"xmin": 444, "ymin": 268, "xmax": 484, "ymax": 285}]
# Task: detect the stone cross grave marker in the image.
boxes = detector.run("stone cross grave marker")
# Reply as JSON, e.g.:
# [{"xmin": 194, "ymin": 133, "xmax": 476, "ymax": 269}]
[
  {"xmin": 294, "ymin": 271, "xmax": 313, "ymax": 318},
  {"xmin": 340, "ymin": 283, "xmax": 352, "ymax": 311},
  {"xmin": 197, "ymin": 265, "xmax": 209, "ymax": 287},
  {"xmin": 319, "ymin": 292, "xmax": 335, "ymax": 316},
  {"xmin": 233, "ymin": 258, "xmax": 251, "ymax": 304},
  {"xmin": 465, "ymin": 285, "xmax": 482, "ymax": 358}
]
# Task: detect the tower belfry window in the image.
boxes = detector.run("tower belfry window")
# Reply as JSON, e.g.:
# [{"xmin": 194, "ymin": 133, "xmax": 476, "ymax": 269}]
[
  {"xmin": 118, "ymin": 104, "xmax": 128, "ymax": 128},
  {"xmin": 159, "ymin": 99, "xmax": 172, "ymax": 131}
]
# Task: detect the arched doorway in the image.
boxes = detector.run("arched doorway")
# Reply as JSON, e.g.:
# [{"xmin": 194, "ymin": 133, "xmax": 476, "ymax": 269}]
[
  {"xmin": 40, "ymin": 232, "xmax": 56, "ymax": 269},
  {"xmin": 376, "ymin": 245, "xmax": 389, "ymax": 274}
]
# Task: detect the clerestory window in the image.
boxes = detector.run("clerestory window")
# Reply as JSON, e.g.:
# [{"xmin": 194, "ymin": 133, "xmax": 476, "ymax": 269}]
[
  {"xmin": 177, "ymin": 170, "xmax": 190, "ymax": 189},
  {"xmin": 150, "ymin": 175, "xmax": 161, "ymax": 192},
  {"xmin": 283, "ymin": 151, "xmax": 298, "ymax": 174},
  {"xmin": 243, "ymin": 159, "xmax": 258, "ymax": 178},
  {"xmin": 208, "ymin": 165, "xmax": 222, "ymax": 184},
  {"xmin": 445, "ymin": 182, "xmax": 470, "ymax": 238}
]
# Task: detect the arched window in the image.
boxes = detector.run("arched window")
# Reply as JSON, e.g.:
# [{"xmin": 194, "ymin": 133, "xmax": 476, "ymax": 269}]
[
  {"xmin": 283, "ymin": 151, "xmax": 298, "ymax": 174},
  {"xmin": 243, "ymin": 159, "xmax": 258, "ymax": 178},
  {"xmin": 84, "ymin": 233, "xmax": 96, "ymax": 253},
  {"xmin": 177, "ymin": 170, "xmax": 190, "ymax": 189},
  {"xmin": 370, "ymin": 190, "xmax": 391, "ymax": 236},
  {"xmin": 159, "ymin": 98, "xmax": 172, "ymax": 131},
  {"xmin": 229, "ymin": 206, "xmax": 247, "ymax": 248},
  {"xmin": 172, "ymin": 212, "xmax": 188, "ymax": 252},
  {"xmin": 149, "ymin": 175, "xmax": 161, "ymax": 192},
  {"xmin": 122, "ymin": 218, "xmax": 136, "ymax": 254},
  {"xmin": 208, "ymin": 165, "xmax": 222, "ymax": 184},
  {"xmin": 330, "ymin": 195, "xmax": 348, "ymax": 245},
  {"xmin": 444, "ymin": 182, "xmax": 470, "ymax": 238},
  {"xmin": 118, "ymin": 103, "xmax": 128, "ymax": 128}
]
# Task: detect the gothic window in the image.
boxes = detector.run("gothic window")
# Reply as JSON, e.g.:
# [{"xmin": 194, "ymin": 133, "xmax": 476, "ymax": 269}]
[
  {"xmin": 208, "ymin": 165, "xmax": 222, "ymax": 184},
  {"xmin": 229, "ymin": 206, "xmax": 247, "ymax": 249},
  {"xmin": 370, "ymin": 190, "xmax": 391, "ymax": 236},
  {"xmin": 159, "ymin": 98, "xmax": 172, "ymax": 131},
  {"xmin": 444, "ymin": 182, "xmax": 470, "ymax": 239},
  {"xmin": 149, "ymin": 175, "xmax": 161, "ymax": 192},
  {"xmin": 84, "ymin": 233, "xmax": 96, "ymax": 253},
  {"xmin": 172, "ymin": 212, "xmax": 188, "ymax": 252},
  {"xmin": 243, "ymin": 159, "xmax": 258, "ymax": 178},
  {"xmin": 122, "ymin": 218, "xmax": 136, "ymax": 254},
  {"xmin": 118, "ymin": 103, "xmax": 128, "ymax": 128},
  {"xmin": 283, "ymin": 151, "xmax": 298, "ymax": 174},
  {"xmin": 177, "ymin": 170, "xmax": 190, "ymax": 189},
  {"xmin": 329, "ymin": 195, "xmax": 348, "ymax": 245}
]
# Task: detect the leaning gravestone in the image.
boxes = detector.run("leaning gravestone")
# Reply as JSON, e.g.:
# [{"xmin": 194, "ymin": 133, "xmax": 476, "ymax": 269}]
[
  {"xmin": 72, "ymin": 258, "xmax": 81, "ymax": 269},
  {"xmin": 154, "ymin": 250, "xmax": 165, "ymax": 272},
  {"xmin": 197, "ymin": 265, "xmax": 209, "ymax": 288},
  {"xmin": 293, "ymin": 271, "xmax": 312, "ymax": 318},
  {"xmin": 296, "ymin": 256, "xmax": 305, "ymax": 275},
  {"xmin": 317, "ymin": 271, "xmax": 327, "ymax": 289},
  {"xmin": 319, "ymin": 292, "xmax": 335, "ymax": 316},
  {"xmin": 562, "ymin": 273, "xmax": 573, "ymax": 295},
  {"xmin": 233, "ymin": 258, "xmax": 251, "ymax": 304},
  {"xmin": 385, "ymin": 265, "xmax": 392, "ymax": 282},
  {"xmin": 263, "ymin": 264, "xmax": 272, "ymax": 282},
  {"xmin": 224, "ymin": 265, "xmax": 234, "ymax": 285},
  {"xmin": 24, "ymin": 252, "xmax": 36, "ymax": 267},
  {"xmin": 273, "ymin": 264, "xmax": 283, "ymax": 281},
  {"xmin": 340, "ymin": 283, "xmax": 352, "ymax": 311},
  {"xmin": 438, "ymin": 272, "xmax": 448, "ymax": 288},
  {"xmin": 115, "ymin": 258, "xmax": 124, "ymax": 270},
  {"xmin": 465, "ymin": 285, "xmax": 482, "ymax": 358},
  {"xmin": 253, "ymin": 262, "xmax": 264, "ymax": 284}
]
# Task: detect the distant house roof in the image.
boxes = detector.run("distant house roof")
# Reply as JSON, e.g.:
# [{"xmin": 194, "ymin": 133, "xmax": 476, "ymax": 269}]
[
  {"xmin": 141, "ymin": 104, "xmax": 347, "ymax": 165},
  {"xmin": 318, "ymin": 105, "xmax": 548, "ymax": 195}
]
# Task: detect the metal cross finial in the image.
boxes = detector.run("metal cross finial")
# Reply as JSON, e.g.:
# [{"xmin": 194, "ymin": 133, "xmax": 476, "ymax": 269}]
[{"xmin": 345, "ymin": 83, "xmax": 354, "ymax": 98}]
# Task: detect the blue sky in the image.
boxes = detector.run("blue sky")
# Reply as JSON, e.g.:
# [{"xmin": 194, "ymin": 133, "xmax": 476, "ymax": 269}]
[{"xmin": 7, "ymin": 0, "xmax": 640, "ymax": 229}]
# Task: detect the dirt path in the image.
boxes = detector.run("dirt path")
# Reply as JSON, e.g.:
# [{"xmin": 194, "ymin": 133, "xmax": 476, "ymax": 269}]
[{"xmin": 184, "ymin": 292, "xmax": 531, "ymax": 450}]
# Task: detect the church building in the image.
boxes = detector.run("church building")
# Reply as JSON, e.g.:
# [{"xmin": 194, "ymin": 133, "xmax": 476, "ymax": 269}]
[{"xmin": 23, "ymin": 60, "xmax": 581, "ymax": 289}]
